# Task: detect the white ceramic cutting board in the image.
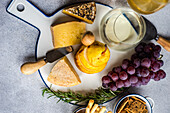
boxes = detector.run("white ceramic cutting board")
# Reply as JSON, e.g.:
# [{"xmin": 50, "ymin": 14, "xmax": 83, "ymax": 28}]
[{"xmin": 7, "ymin": 0, "xmax": 134, "ymax": 96}]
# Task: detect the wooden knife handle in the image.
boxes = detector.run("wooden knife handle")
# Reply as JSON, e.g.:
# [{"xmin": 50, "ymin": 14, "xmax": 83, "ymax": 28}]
[
  {"xmin": 21, "ymin": 59, "xmax": 46, "ymax": 75},
  {"xmin": 157, "ymin": 36, "xmax": 170, "ymax": 52}
]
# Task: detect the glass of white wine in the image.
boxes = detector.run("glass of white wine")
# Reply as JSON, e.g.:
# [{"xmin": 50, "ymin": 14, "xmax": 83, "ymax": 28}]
[
  {"xmin": 100, "ymin": 8, "xmax": 146, "ymax": 51},
  {"xmin": 127, "ymin": 0, "xmax": 169, "ymax": 14}
]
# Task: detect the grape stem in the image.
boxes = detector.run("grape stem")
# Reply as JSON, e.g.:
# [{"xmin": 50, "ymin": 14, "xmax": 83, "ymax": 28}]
[
  {"xmin": 158, "ymin": 54, "xmax": 163, "ymax": 60},
  {"xmin": 109, "ymin": 89, "xmax": 116, "ymax": 96},
  {"xmin": 101, "ymin": 44, "xmax": 107, "ymax": 55}
]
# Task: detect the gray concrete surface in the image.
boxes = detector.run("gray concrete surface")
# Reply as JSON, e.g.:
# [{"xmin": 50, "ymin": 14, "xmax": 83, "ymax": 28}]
[{"xmin": 0, "ymin": 0, "xmax": 170, "ymax": 113}]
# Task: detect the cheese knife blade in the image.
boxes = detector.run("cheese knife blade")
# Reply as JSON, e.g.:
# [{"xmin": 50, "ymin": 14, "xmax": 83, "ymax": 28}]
[
  {"xmin": 46, "ymin": 46, "xmax": 73, "ymax": 63},
  {"xmin": 21, "ymin": 46, "xmax": 74, "ymax": 75}
]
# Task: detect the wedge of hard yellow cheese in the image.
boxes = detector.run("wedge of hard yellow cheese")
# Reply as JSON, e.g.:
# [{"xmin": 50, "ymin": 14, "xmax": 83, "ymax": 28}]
[
  {"xmin": 47, "ymin": 57, "xmax": 81, "ymax": 87},
  {"xmin": 51, "ymin": 21, "xmax": 86, "ymax": 48}
]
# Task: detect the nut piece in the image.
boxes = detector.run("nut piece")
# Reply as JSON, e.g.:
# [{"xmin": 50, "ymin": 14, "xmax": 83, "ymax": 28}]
[{"xmin": 81, "ymin": 31, "xmax": 95, "ymax": 46}]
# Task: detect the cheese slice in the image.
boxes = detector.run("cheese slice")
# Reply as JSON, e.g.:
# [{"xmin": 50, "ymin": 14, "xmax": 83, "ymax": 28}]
[
  {"xmin": 51, "ymin": 21, "xmax": 86, "ymax": 48},
  {"xmin": 47, "ymin": 57, "xmax": 81, "ymax": 87},
  {"xmin": 62, "ymin": 2, "xmax": 96, "ymax": 24}
]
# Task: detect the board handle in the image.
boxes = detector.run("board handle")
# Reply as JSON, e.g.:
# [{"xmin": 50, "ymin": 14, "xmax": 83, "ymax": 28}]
[
  {"xmin": 21, "ymin": 59, "xmax": 47, "ymax": 75},
  {"xmin": 7, "ymin": 0, "xmax": 49, "ymax": 29},
  {"xmin": 157, "ymin": 36, "xmax": 170, "ymax": 52}
]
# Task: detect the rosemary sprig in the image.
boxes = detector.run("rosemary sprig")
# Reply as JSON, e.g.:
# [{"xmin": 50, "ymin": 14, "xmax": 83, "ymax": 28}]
[{"xmin": 42, "ymin": 86, "xmax": 126, "ymax": 105}]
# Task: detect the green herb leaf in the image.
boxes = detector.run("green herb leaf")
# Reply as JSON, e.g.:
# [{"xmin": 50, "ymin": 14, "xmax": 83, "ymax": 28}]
[{"xmin": 41, "ymin": 86, "xmax": 127, "ymax": 105}]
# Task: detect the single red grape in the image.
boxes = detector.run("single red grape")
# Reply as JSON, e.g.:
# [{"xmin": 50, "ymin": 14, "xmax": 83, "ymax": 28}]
[
  {"xmin": 154, "ymin": 45, "xmax": 161, "ymax": 53},
  {"xmin": 119, "ymin": 71, "xmax": 128, "ymax": 80},
  {"xmin": 144, "ymin": 76, "xmax": 151, "ymax": 83},
  {"xmin": 144, "ymin": 45, "xmax": 152, "ymax": 53},
  {"xmin": 133, "ymin": 58, "xmax": 140, "ymax": 68},
  {"xmin": 123, "ymin": 79, "xmax": 131, "ymax": 87},
  {"xmin": 102, "ymin": 83, "xmax": 109, "ymax": 88},
  {"xmin": 135, "ymin": 44, "xmax": 143, "ymax": 53},
  {"xmin": 107, "ymin": 71, "xmax": 113, "ymax": 77},
  {"xmin": 116, "ymin": 80, "xmax": 124, "ymax": 88},
  {"xmin": 141, "ymin": 77, "xmax": 149, "ymax": 85},
  {"xmin": 114, "ymin": 66, "xmax": 122, "ymax": 73},
  {"xmin": 138, "ymin": 80, "xmax": 142, "ymax": 86},
  {"xmin": 127, "ymin": 66, "xmax": 136, "ymax": 75},
  {"xmin": 151, "ymin": 62, "xmax": 160, "ymax": 72},
  {"xmin": 110, "ymin": 73, "xmax": 119, "ymax": 82},
  {"xmin": 102, "ymin": 76, "xmax": 111, "ymax": 84},
  {"xmin": 109, "ymin": 82, "xmax": 117, "ymax": 91},
  {"xmin": 131, "ymin": 53, "xmax": 138, "ymax": 61},
  {"xmin": 154, "ymin": 73, "xmax": 160, "ymax": 81},
  {"xmin": 141, "ymin": 58, "xmax": 151, "ymax": 68},
  {"xmin": 150, "ymin": 57, "xmax": 156, "ymax": 64},
  {"xmin": 157, "ymin": 60, "xmax": 164, "ymax": 67},
  {"xmin": 157, "ymin": 69, "xmax": 166, "ymax": 79},
  {"xmin": 148, "ymin": 43, "xmax": 155, "ymax": 49},
  {"xmin": 140, "ymin": 67, "xmax": 150, "ymax": 77},
  {"xmin": 122, "ymin": 59, "xmax": 130, "ymax": 70},
  {"xmin": 141, "ymin": 77, "xmax": 150, "ymax": 85},
  {"xmin": 149, "ymin": 71, "xmax": 156, "ymax": 79},
  {"xmin": 153, "ymin": 51, "xmax": 160, "ymax": 58},
  {"xmin": 131, "ymin": 80, "xmax": 142, "ymax": 87},
  {"xmin": 129, "ymin": 75, "xmax": 138, "ymax": 84}
]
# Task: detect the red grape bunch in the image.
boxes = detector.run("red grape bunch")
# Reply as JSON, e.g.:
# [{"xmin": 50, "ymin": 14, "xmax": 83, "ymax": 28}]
[{"xmin": 102, "ymin": 42, "xmax": 166, "ymax": 91}]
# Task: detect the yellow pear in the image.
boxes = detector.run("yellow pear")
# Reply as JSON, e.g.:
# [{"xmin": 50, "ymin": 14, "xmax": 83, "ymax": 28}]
[
  {"xmin": 75, "ymin": 41, "xmax": 110, "ymax": 74},
  {"xmin": 86, "ymin": 41, "xmax": 110, "ymax": 67}
]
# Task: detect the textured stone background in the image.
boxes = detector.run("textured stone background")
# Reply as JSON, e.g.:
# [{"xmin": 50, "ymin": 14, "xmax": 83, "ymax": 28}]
[{"xmin": 0, "ymin": 0, "xmax": 170, "ymax": 113}]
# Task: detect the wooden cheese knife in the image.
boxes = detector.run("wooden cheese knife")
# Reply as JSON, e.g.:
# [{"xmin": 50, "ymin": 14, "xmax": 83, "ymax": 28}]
[{"xmin": 21, "ymin": 46, "xmax": 73, "ymax": 75}]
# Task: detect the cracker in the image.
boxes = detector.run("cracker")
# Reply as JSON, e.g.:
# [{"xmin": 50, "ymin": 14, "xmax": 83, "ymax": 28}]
[
  {"xmin": 128, "ymin": 101, "xmax": 143, "ymax": 113},
  {"xmin": 128, "ymin": 98, "xmax": 134, "ymax": 105},
  {"xmin": 126, "ymin": 98, "xmax": 134, "ymax": 108},
  {"xmin": 131, "ymin": 96, "xmax": 146, "ymax": 104},
  {"xmin": 142, "ymin": 109, "xmax": 148, "ymax": 113},
  {"xmin": 124, "ymin": 108, "xmax": 131, "ymax": 113},
  {"xmin": 117, "ymin": 97, "xmax": 129, "ymax": 113},
  {"xmin": 120, "ymin": 110, "xmax": 127, "ymax": 113}
]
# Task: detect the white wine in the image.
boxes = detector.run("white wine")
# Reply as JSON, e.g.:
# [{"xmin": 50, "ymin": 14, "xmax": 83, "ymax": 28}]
[
  {"xmin": 100, "ymin": 8, "xmax": 146, "ymax": 51},
  {"xmin": 105, "ymin": 13, "xmax": 138, "ymax": 44},
  {"xmin": 127, "ymin": 0, "xmax": 168, "ymax": 14}
]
